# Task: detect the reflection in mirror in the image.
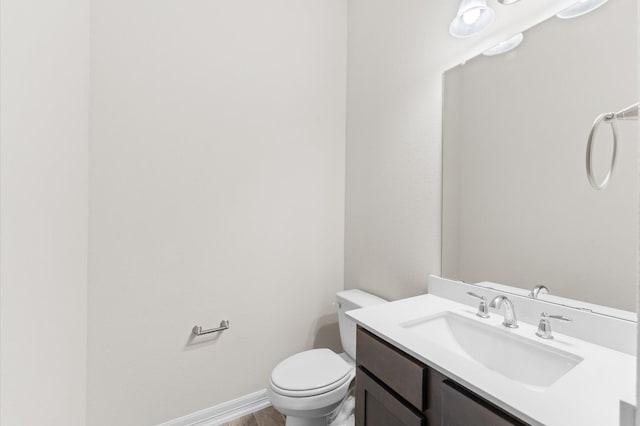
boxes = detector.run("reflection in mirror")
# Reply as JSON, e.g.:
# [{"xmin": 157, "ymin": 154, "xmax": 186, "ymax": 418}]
[{"xmin": 442, "ymin": 0, "xmax": 638, "ymax": 315}]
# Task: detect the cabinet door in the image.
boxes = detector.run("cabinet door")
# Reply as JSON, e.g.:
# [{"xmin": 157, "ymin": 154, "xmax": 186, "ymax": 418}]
[
  {"xmin": 357, "ymin": 327, "xmax": 428, "ymax": 410},
  {"xmin": 355, "ymin": 367, "xmax": 425, "ymax": 426},
  {"xmin": 441, "ymin": 381, "xmax": 529, "ymax": 426}
]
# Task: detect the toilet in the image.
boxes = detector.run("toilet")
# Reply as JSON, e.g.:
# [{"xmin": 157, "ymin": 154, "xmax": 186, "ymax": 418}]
[{"xmin": 267, "ymin": 289, "xmax": 387, "ymax": 426}]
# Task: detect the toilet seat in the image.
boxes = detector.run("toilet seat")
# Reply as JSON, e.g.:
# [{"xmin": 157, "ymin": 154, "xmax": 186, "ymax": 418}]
[
  {"xmin": 270, "ymin": 371, "xmax": 352, "ymax": 398},
  {"xmin": 270, "ymin": 349, "xmax": 353, "ymax": 397}
]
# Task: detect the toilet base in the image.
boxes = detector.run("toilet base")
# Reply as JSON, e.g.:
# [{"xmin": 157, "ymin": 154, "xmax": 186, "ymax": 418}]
[
  {"xmin": 268, "ymin": 368, "xmax": 354, "ymax": 426},
  {"xmin": 285, "ymin": 415, "xmax": 327, "ymax": 426}
]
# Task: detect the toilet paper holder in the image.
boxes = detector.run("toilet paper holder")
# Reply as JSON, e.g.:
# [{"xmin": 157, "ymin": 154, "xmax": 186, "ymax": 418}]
[{"xmin": 192, "ymin": 320, "xmax": 230, "ymax": 336}]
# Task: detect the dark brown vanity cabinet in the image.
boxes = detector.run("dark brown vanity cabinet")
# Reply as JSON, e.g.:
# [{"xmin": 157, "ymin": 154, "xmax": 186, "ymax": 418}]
[{"xmin": 355, "ymin": 327, "xmax": 529, "ymax": 426}]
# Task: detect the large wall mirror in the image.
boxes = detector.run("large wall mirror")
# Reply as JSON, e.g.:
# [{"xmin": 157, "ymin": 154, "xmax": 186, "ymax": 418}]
[{"xmin": 442, "ymin": 0, "xmax": 638, "ymax": 314}]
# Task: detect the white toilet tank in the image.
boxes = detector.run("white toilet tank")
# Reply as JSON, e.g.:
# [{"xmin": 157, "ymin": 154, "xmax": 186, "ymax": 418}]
[{"xmin": 337, "ymin": 289, "xmax": 387, "ymax": 360}]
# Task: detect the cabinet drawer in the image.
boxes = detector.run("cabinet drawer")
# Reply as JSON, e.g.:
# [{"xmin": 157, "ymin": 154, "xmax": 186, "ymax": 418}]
[
  {"xmin": 355, "ymin": 367, "xmax": 425, "ymax": 426},
  {"xmin": 442, "ymin": 381, "xmax": 529, "ymax": 426},
  {"xmin": 356, "ymin": 327, "xmax": 427, "ymax": 411}
]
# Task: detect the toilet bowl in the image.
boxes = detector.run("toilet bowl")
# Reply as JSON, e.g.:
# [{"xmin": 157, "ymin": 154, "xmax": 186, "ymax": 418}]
[{"xmin": 267, "ymin": 290, "xmax": 387, "ymax": 426}]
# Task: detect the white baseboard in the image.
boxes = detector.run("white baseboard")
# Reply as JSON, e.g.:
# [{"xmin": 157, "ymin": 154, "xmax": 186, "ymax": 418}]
[{"xmin": 158, "ymin": 390, "xmax": 271, "ymax": 426}]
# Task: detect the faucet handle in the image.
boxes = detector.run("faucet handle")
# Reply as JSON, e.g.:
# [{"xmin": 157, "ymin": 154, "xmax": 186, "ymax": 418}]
[
  {"xmin": 542, "ymin": 312, "xmax": 571, "ymax": 322},
  {"xmin": 536, "ymin": 312, "xmax": 572, "ymax": 339},
  {"xmin": 466, "ymin": 292, "xmax": 490, "ymax": 318}
]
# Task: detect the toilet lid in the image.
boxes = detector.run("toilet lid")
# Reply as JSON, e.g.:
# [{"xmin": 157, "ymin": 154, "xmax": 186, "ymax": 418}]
[{"xmin": 271, "ymin": 349, "xmax": 352, "ymax": 394}]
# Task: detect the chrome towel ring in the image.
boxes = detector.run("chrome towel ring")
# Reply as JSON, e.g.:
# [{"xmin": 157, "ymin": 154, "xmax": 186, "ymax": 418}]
[
  {"xmin": 586, "ymin": 102, "xmax": 638, "ymax": 190},
  {"xmin": 586, "ymin": 112, "xmax": 618, "ymax": 190}
]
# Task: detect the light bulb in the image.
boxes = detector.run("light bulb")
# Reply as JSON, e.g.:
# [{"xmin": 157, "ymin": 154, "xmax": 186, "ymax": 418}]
[
  {"xmin": 462, "ymin": 8, "xmax": 481, "ymax": 25},
  {"xmin": 449, "ymin": 0, "xmax": 495, "ymax": 38}
]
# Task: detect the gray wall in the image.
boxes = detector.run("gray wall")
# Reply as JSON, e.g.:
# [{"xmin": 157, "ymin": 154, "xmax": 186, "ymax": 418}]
[
  {"xmin": 0, "ymin": 0, "xmax": 90, "ymax": 424},
  {"xmin": 88, "ymin": 1, "xmax": 347, "ymax": 424},
  {"xmin": 345, "ymin": 0, "xmax": 443, "ymax": 301}
]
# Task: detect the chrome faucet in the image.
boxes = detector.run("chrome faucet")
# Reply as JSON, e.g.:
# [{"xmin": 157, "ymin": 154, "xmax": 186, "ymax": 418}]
[
  {"xmin": 489, "ymin": 295, "xmax": 518, "ymax": 328},
  {"xmin": 536, "ymin": 312, "xmax": 572, "ymax": 339},
  {"xmin": 466, "ymin": 292, "xmax": 490, "ymax": 318},
  {"xmin": 529, "ymin": 285, "xmax": 550, "ymax": 299}
]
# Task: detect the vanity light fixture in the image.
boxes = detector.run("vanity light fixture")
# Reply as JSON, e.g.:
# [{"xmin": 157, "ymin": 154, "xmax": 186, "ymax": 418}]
[
  {"xmin": 449, "ymin": 0, "xmax": 495, "ymax": 38},
  {"xmin": 482, "ymin": 33, "xmax": 524, "ymax": 56},
  {"xmin": 556, "ymin": 0, "xmax": 608, "ymax": 19}
]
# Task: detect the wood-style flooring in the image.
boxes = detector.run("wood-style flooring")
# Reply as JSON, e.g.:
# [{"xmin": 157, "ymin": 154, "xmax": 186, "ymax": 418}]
[{"xmin": 220, "ymin": 406, "xmax": 285, "ymax": 426}]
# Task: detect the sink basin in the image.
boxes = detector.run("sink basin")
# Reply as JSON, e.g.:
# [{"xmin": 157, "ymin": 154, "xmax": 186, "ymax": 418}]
[{"xmin": 401, "ymin": 312, "xmax": 583, "ymax": 391}]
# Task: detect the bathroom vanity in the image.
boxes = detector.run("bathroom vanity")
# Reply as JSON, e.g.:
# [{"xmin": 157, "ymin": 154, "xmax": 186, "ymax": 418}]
[
  {"xmin": 349, "ymin": 276, "xmax": 636, "ymax": 426},
  {"xmin": 356, "ymin": 326, "xmax": 527, "ymax": 425}
]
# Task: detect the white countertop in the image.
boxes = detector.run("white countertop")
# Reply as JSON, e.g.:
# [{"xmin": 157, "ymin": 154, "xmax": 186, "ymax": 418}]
[{"xmin": 348, "ymin": 294, "xmax": 636, "ymax": 426}]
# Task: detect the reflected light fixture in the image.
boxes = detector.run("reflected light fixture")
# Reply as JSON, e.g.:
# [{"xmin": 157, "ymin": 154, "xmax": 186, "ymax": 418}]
[
  {"xmin": 556, "ymin": 0, "xmax": 608, "ymax": 19},
  {"xmin": 483, "ymin": 33, "xmax": 524, "ymax": 56},
  {"xmin": 449, "ymin": 0, "xmax": 496, "ymax": 38}
]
